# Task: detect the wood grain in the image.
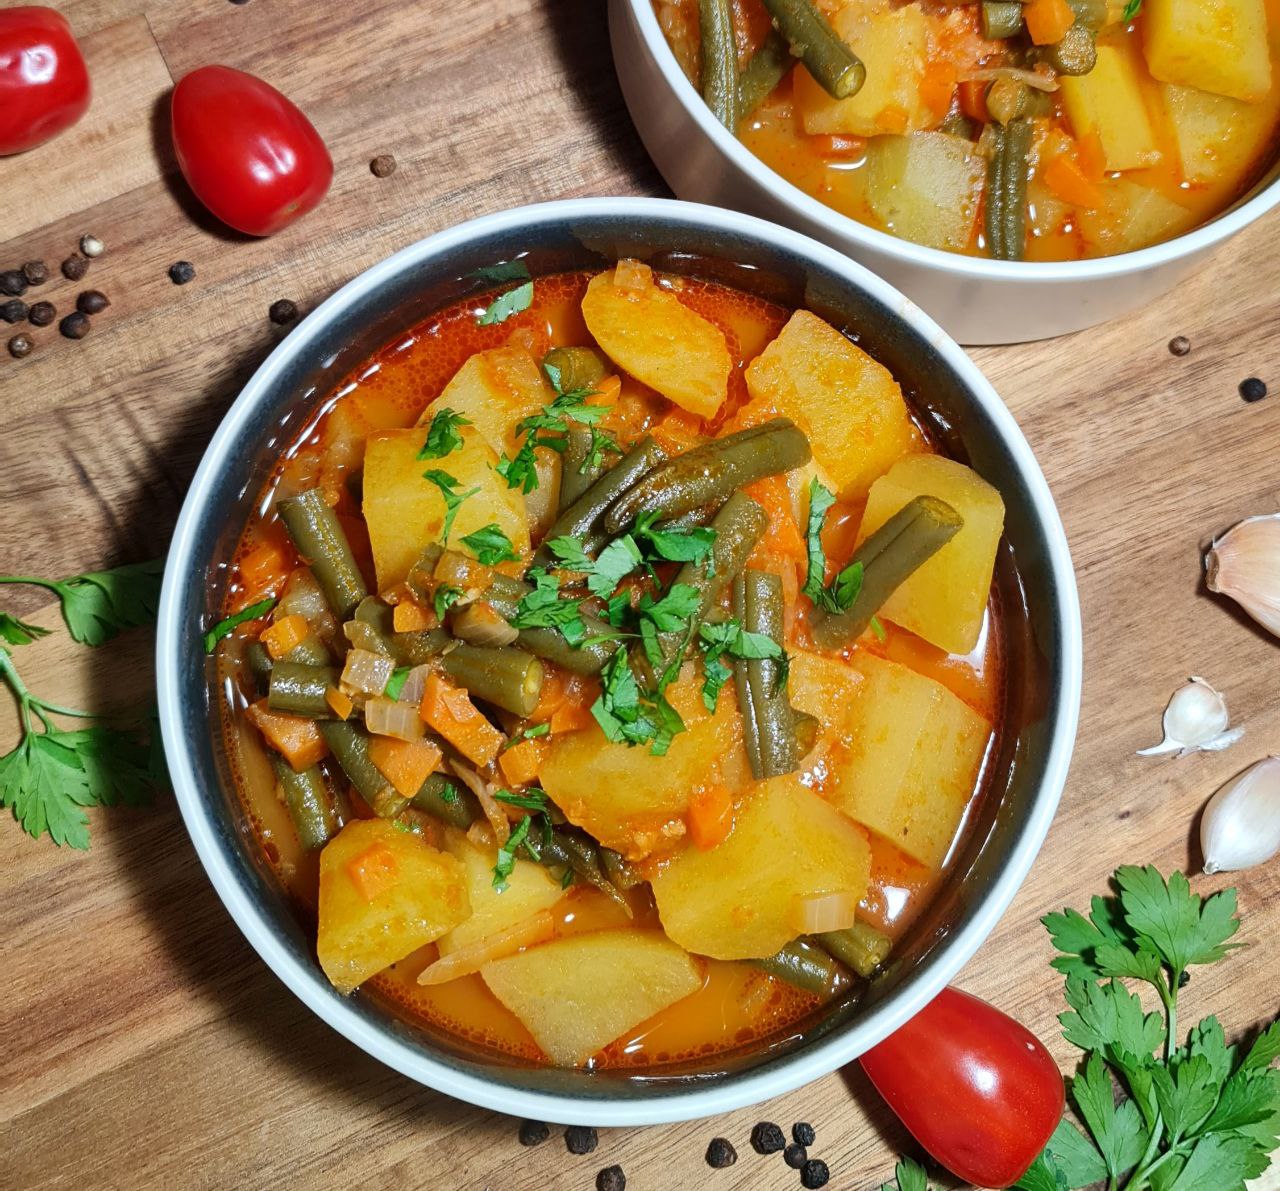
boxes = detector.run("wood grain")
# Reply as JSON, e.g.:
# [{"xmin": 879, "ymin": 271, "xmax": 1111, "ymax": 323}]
[{"xmin": 2, "ymin": 1, "xmax": 1279, "ymax": 1188}]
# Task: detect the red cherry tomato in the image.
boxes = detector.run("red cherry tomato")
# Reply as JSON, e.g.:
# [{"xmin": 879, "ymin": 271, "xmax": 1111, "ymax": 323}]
[
  {"xmin": 861, "ymin": 987, "xmax": 1065, "ymax": 1188},
  {"xmin": 0, "ymin": 7, "xmax": 91, "ymax": 156},
  {"xmin": 170, "ymin": 65, "xmax": 332, "ymax": 237}
]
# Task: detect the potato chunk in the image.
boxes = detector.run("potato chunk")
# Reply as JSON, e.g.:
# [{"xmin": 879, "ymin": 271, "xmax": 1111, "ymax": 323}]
[
  {"xmin": 856, "ymin": 454, "xmax": 1004, "ymax": 655},
  {"xmin": 317, "ymin": 819, "xmax": 469, "ymax": 994},
  {"xmin": 651, "ymin": 774, "xmax": 872, "ymax": 960},
  {"xmin": 538, "ymin": 667, "xmax": 746, "ymax": 857},
  {"xmin": 581, "ymin": 262, "xmax": 730, "ymax": 418},
  {"xmin": 1076, "ymin": 179, "xmax": 1197, "ymax": 256},
  {"xmin": 1144, "ymin": 0, "xmax": 1271, "ymax": 102},
  {"xmin": 363, "ymin": 425, "xmax": 529, "ymax": 589},
  {"xmin": 864, "ymin": 133, "xmax": 985, "ymax": 253},
  {"xmin": 826, "ymin": 654, "xmax": 991, "ymax": 870},
  {"xmin": 743, "ymin": 310, "xmax": 921, "ymax": 500},
  {"xmin": 1161, "ymin": 83, "xmax": 1279, "ymax": 184},
  {"xmin": 1061, "ymin": 44, "xmax": 1162, "ymax": 171},
  {"xmin": 786, "ymin": 648, "xmax": 867, "ymax": 773},
  {"xmin": 481, "ymin": 929, "xmax": 703, "ymax": 1066},
  {"xmin": 435, "ymin": 830, "xmax": 565, "ymax": 956},
  {"xmin": 420, "ymin": 347, "xmax": 552, "ymax": 458}
]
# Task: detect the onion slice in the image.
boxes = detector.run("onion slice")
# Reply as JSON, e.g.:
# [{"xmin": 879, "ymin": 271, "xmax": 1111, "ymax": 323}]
[
  {"xmin": 417, "ymin": 910, "xmax": 557, "ymax": 985},
  {"xmin": 791, "ymin": 891, "xmax": 859, "ymax": 935}
]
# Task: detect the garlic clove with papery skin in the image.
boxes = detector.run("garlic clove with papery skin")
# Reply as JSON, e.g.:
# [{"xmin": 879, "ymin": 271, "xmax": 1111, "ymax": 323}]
[
  {"xmin": 1206, "ymin": 513, "xmax": 1280, "ymax": 639},
  {"xmin": 1201, "ymin": 756, "xmax": 1280, "ymax": 875},
  {"xmin": 1137, "ymin": 676, "xmax": 1244, "ymax": 757}
]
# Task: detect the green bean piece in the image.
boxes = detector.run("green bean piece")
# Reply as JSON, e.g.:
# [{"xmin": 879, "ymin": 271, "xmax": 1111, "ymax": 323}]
[
  {"xmin": 318, "ymin": 721, "xmax": 406, "ymax": 817},
  {"xmin": 698, "ymin": 0, "xmax": 740, "ymax": 130},
  {"xmin": 1044, "ymin": 24, "xmax": 1097, "ymax": 75},
  {"xmin": 540, "ymin": 828, "xmax": 632, "ymax": 915},
  {"xmin": 981, "ymin": 0, "xmax": 1024, "ymax": 38},
  {"xmin": 1065, "ymin": 0, "xmax": 1113, "ymax": 29},
  {"xmin": 737, "ymin": 30, "xmax": 792, "ymax": 121},
  {"xmin": 760, "ymin": 0, "xmax": 865, "ymax": 99},
  {"xmin": 278, "ymin": 489, "xmax": 368, "ymax": 619},
  {"xmin": 284, "ymin": 634, "xmax": 333, "ymax": 667},
  {"xmin": 793, "ymin": 709, "xmax": 819, "ymax": 757},
  {"xmin": 346, "ymin": 596, "xmax": 396, "ymax": 656},
  {"xmin": 600, "ymin": 847, "xmax": 645, "ymax": 890},
  {"xmin": 558, "ymin": 423, "xmax": 607, "ymax": 511},
  {"xmin": 246, "ymin": 641, "xmax": 273, "ymax": 694},
  {"xmin": 405, "ymin": 543, "xmax": 445, "ymax": 606},
  {"xmin": 603, "ymin": 419, "xmax": 811, "ymax": 534},
  {"xmin": 392, "ymin": 628, "xmax": 451, "ymax": 666},
  {"xmin": 441, "ymin": 644, "xmax": 544, "ymax": 718},
  {"xmin": 485, "ymin": 571, "xmax": 620, "ymax": 676},
  {"xmin": 272, "ymin": 757, "xmax": 337, "ymax": 850},
  {"xmin": 532, "ymin": 437, "xmax": 667, "ymax": 568},
  {"xmin": 542, "ymin": 346, "xmax": 607, "ymax": 394},
  {"xmin": 732, "ymin": 575, "xmax": 764, "ymax": 780},
  {"xmin": 816, "ymin": 922, "xmax": 892, "ymax": 979},
  {"xmin": 810, "ymin": 495, "xmax": 963, "ymax": 649},
  {"xmin": 939, "ymin": 110, "xmax": 978, "ymax": 140},
  {"xmin": 752, "ymin": 938, "xmax": 852, "ymax": 998},
  {"xmin": 411, "ymin": 772, "xmax": 482, "ymax": 831},
  {"xmin": 741, "ymin": 569, "xmax": 797, "ymax": 778},
  {"xmin": 984, "ymin": 117, "xmax": 1032, "ymax": 262},
  {"xmin": 267, "ymin": 662, "xmax": 340, "ymax": 719}
]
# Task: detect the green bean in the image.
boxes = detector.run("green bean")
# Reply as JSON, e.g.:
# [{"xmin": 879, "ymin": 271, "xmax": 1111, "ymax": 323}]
[
  {"xmin": 318, "ymin": 721, "xmax": 406, "ymax": 817},
  {"xmin": 732, "ymin": 575, "xmax": 764, "ymax": 780},
  {"xmin": 542, "ymin": 346, "xmax": 607, "ymax": 395},
  {"xmin": 285, "ymin": 634, "xmax": 333, "ymax": 667},
  {"xmin": 810, "ymin": 495, "xmax": 963, "ymax": 649},
  {"xmin": 267, "ymin": 662, "xmax": 339, "ymax": 718},
  {"xmin": 760, "ymin": 0, "xmax": 865, "ymax": 99},
  {"xmin": 405, "ymin": 543, "xmax": 444, "ymax": 606},
  {"xmin": 558, "ymin": 423, "xmax": 607, "ymax": 511},
  {"xmin": 981, "ymin": 0, "xmax": 1024, "ymax": 38},
  {"xmin": 601, "ymin": 847, "xmax": 645, "ymax": 890},
  {"xmin": 698, "ymin": 0, "xmax": 739, "ymax": 130},
  {"xmin": 794, "ymin": 709, "xmax": 819, "ymax": 758},
  {"xmin": 816, "ymin": 922, "xmax": 892, "ymax": 978},
  {"xmin": 278, "ymin": 489, "xmax": 368, "ymax": 619},
  {"xmin": 741, "ymin": 569, "xmax": 797, "ymax": 778},
  {"xmin": 450, "ymin": 601, "xmax": 519, "ymax": 647},
  {"xmin": 738, "ymin": 30, "xmax": 792, "ymax": 121},
  {"xmin": 271, "ymin": 757, "xmax": 337, "ymax": 850},
  {"xmin": 984, "ymin": 117, "xmax": 1032, "ymax": 262},
  {"xmin": 485, "ymin": 571, "xmax": 620, "ymax": 675},
  {"xmin": 752, "ymin": 938, "xmax": 852, "ymax": 998},
  {"xmin": 442, "ymin": 644, "xmax": 544, "ymax": 717},
  {"xmin": 533, "ymin": 437, "xmax": 667, "ymax": 567},
  {"xmin": 539, "ymin": 828, "xmax": 632, "ymax": 915},
  {"xmin": 246, "ymin": 641, "xmax": 273, "ymax": 694},
  {"xmin": 1043, "ymin": 24, "xmax": 1097, "ymax": 75},
  {"xmin": 411, "ymin": 772, "xmax": 482, "ymax": 831},
  {"xmin": 603, "ymin": 419, "xmax": 811, "ymax": 534},
  {"xmin": 939, "ymin": 110, "xmax": 978, "ymax": 140},
  {"xmin": 391, "ymin": 628, "xmax": 451, "ymax": 665}
]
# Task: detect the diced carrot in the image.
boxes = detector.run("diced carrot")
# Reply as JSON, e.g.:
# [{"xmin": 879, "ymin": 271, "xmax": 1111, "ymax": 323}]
[
  {"xmin": 591, "ymin": 374, "xmax": 622, "ymax": 404},
  {"xmin": 1024, "ymin": 0, "xmax": 1075, "ymax": 44},
  {"xmin": 238, "ymin": 539, "xmax": 291, "ymax": 599},
  {"xmin": 346, "ymin": 841, "xmax": 399, "ymax": 903},
  {"xmin": 808, "ymin": 133, "xmax": 867, "ymax": 158},
  {"xmin": 743, "ymin": 475, "xmax": 806, "ymax": 562},
  {"xmin": 920, "ymin": 61, "xmax": 958, "ymax": 120},
  {"xmin": 1075, "ymin": 130, "xmax": 1106, "ymax": 182},
  {"xmin": 420, "ymin": 673, "xmax": 505, "ymax": 767},
  {"xmin": 550, "ymin": 699, "xmax": 595, "ymax": 735},
  {"xmin": 498, "ymin": 736, "xmax": 550, "ymax": 787},
  {"xmin": 875, "ymin": 105, "xmax": 910, "ymax": 135},
  {"xmin": 245, "ymin": 699, "xmax": 328, "ymax": 771},
  {"xmin": 417, "ymin": 910, "xmax": 556, "ymax": 986},
  {"xmin": 958, "ymin": 80, "xmax": 989, "ymax": 123},
  {"xmin": 260, "ymin": 613, "xmax": 310, "ymax": 660},
  {"xmin": 392, "ymin": 599, "xmax": 436, "ymax": 633},
  {"xmin": 688, "ymin": 785, "xmax": 734, "ymax": 851},
  {"xmin": 325, "ymin": 687, "xmax": 354, "ymax": 721},
  {"xmin": 650, "ymin": 408, "xmax": 704, "ymax": 454},
  {"xmin": 368, "ymin": 736, "xmax": 443, "ymax": 799},
  {"xmin": 1042, "ymin": 153, "xmax": 1103, "ymax": 209},
  {"xmin": 531, "ymin": 668, "xmax": 568, "ymax": 721}
]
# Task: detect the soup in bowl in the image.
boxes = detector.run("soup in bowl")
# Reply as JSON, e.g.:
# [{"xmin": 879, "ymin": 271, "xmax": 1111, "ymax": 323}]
[{"xmin": 157, "ymin": 198, "xmax": 1081, "ymax": 1124}]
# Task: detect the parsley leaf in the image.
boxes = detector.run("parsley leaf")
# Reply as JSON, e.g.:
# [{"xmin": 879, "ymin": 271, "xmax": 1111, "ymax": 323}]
[
  {"xmin": 503, "ymin": 722, "xmax": 550, "ymax": 750},
  {"xmin": 492, "ymin": 787, "xmax": 550, "ymax": 811},
  {"xmin": 801, "ymin": 479, "xmax": 864, "ymax": 614},
  {"xmin": 1020, "ymin": 1119, "xmax": 1109, "ymax": 1189},
  {"xmin": 492, "ymin": 815, "xmax": 532, "ymax": 890},
  {"xmin": 434, "ymin": 585, "xmax": 463, "ymax": 621},
  {"xmin": 697, "ymin": 618, "xmax": 783, "ymax": 710},
  {"xmin": 1122, "ymin": 0, "xmax": 1142, "ymax": 19},
  {"xmin": 471, "ymin": 260, "xmax": 531, "ymax": 286},
  {"xmin": 384, "ymin": 666, "xmax": 412, "ymax": 700},
  {"xmin": 880, "ymin": 1157, "xmax": 932, "ymax": 1191},
  {"xmin": 546, "ymin": 534, "xmax": 643, "ymax": 599},
  {"xmin": 437, "ymin": 782, "xmax": 460, "ymax": 805},
  {"xmin": 634, "ymin": 510, "xmax": 717, "ymax": 565},
  {"xmin": 1072, "ymin": 1052, "xmax": 1149, "ymax": 1178},
  {"xmin": 422, "ymin": 469, "xmax": 479, "ymax": 542},
  {"xmin": 0, "ymin": 612, "xmax": 50, "ymax": 646},
  {"xmin": 460, "ymin": 524, "xmax": 520, "ymax": 566},
  {"xmin": 638, "ymin": 583, "xmax": 700, "ymax": 632},
  {"xmin": 510, "ymin": 571, "xmax": 586, "ymax": 644},
  {"xmin": 418, "ymin": 407, "xmax": 471, "ymax": 460},
  {"xmin": 1, "ymin": 559, "xmax": 165, "ymax": 647},
  {"xmin": 496, "ymin": 437, "xmax": 542, "ymax": 495},
  {"xmin": 204, "ymin": 596, "xmax": 276, "ymax": 653},
  {"xmin": 477, "ymin": 280, "xmax": 533, "ymax": 326},
  {"xmin": 1114, "ymin": 866, "xmax": 1241, "ymax": 976}
]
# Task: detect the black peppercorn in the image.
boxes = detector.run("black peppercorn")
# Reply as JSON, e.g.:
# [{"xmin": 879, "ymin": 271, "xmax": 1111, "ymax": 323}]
[
  {"xmin": 0, "ymin": 269, "xmax": 28, "ymax": 296},
  {"xmin": 28, "ymin": 301, "xmax": 56, "ymax": 327},
  {"xmin": 7, "ymin": 333, "xmax": 32, "ymax": 359},
  {"xmin": 1240, "ymin": 377, "xmax": 1268, "ymax": 404},
  {"xmin": 793, "ymin": 1122, "xmax": 816, "ymax": 1146},
  {"xmin": 169, "ymin": 260, "xmax": 196, "ymax": 285},
  {"xmin": 21, "ymin": 260, "xmax": 48, "ymax": 286},
  {"xmin": 1168, "ymin": 335, "xmax": 1190, "ymax": 357},
  {"xmin": 1, "ymin": 299, "xmax": 26, "ymax": 324},
  {"xmin": 564, "ymin": 1125, "xmax": 598, "ymax": 1155},
  {"xmin": 596, "ymin": 1165, "xmax": 626, "ymax": 1191},
  {"xmin": 518, "ymin": 1120, "xmax": 550, "ymax": 1147},
  {"xmin": 705, "ymin": 1138, "xmax": 737, "ymax": 1168},
  {"xmin": 370, "ymin": 153, "xmax": 397, "ymax": 177},
  {"xmin": 76, "ymin": 290, "xmax": 111, "ymax": 315},
  {"xmin": 751, "ymin": 1121, "xmax": 786, "ymax": 1155},
  {"xmin": 800, "ymin": 1158, "xmax": 830, "ymax": 1188},
  {"xmin": 60, "ymin": 311, "xmax": 91, "ymax": 340},
  {"xmin": 61, "ymin": 254, "xmax": 89, "ymax": 281},
  {"xmin": 784, "ymin": 1143, "xmax": 808, "ymax": 1169},
  {"xmin": 269, "ymin": 298, "xmax": 298, "ymax": 324}
]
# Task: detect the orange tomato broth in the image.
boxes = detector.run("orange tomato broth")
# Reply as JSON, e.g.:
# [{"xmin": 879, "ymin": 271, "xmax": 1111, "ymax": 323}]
[
  {"xmin": 218, "ymin": 269, "xmax": 1005, "ymax": 1070},
  {"xmin": 657, "ymin": 0, "xmax": 1280, "ymax": 262}
]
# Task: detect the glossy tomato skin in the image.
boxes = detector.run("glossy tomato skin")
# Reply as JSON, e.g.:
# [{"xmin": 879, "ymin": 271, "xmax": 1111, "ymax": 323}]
[
  {"xmin": 0, "ymin": 7, "xmax": 91, "ymax": 156},
  {"xmin": 171, "ymin": 65, "xmax": 332, "ymax": 237},
  {"xmin": 861, "ymin": 987, "xmax": 1065, "ymax": 1188}
]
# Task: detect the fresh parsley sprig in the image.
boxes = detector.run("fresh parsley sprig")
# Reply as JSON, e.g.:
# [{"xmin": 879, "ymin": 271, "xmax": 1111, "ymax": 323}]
[
  {"xmin": 461, "ymin": 524, "xmax": 520, "ymax": 566},
  {"xmin": 697, "ymin": 618, "xmax": 783, "ymax": 711},
  {"xmin": 417, "ymin": 408, "xmax": 470, "ymax": 461},
  {"xmin": 204, "ymin": 596, "xmax": 276, "ymax": 653},
  {"xmin": 801, "ymin": 478, "xmax": 885, "ymax": 637},
  {"xmin": 476, "ymin": 280, "xmax": 533, "ymax": 327},
  {"xmin": 0, "ymin": 612, "xmax": 50, "ymax": 646},
  {"xmin": 0, "ymin": 559, "xmax": 164, "ymax": 647},
  {"xmin": 422, "ymin": 470, "xmax": 479, "ymax": 542}
]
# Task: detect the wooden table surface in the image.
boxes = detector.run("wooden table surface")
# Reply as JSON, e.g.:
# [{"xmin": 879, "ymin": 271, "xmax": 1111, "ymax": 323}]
[{"xmin": 3, "ymin": 1, "xmax": 1280, "ymax": 1188}]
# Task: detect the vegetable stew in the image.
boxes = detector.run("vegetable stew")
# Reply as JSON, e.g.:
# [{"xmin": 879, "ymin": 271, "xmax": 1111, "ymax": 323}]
[{"xmin": 212, "ymin": 264, "xmax": 1008, "ymax": 1070}]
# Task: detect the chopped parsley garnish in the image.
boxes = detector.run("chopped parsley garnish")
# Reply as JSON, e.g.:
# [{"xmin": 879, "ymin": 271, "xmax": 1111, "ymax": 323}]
[
  {"xmin": 421, "ymin": 469, "xmax": 479, "ymax": 541},
  {"xmin": 471, "ymin": 260, "xmax": 531, "ymax": 286},
  {"xmin": 633, "ymin": 510, "xmax": 717, "ymax": 566},
  {"xmin": 438, "ymin": 781, "xmax": 460, "ymax": 805},
  {"xmin": 477, "ymin": 280, "xmax": 534, "ymax": 326},
  {"xmin": 638, "ymin": 583, "xmax": 700, "ymax": 632},
  {"xmin": 697, "ymin": 618, "xmax": 783, "ymax": 710},
  {"xmin": 492, "ymin": 815, "xmax": 532, "ymax": 890},
  {"xmin": 802, "ymin": 477, "xmax": 865, "ymax": 614},
  {"xmin": 503, "ymin": 722, "xmax": 551, "ymax": 750},
  {"xmin": 2, "ymin": 558, "xmax": 165, "ymax": 647},
  {"xmin": 417, "ymin": 407, "xmax": 471, "ymax": 460},
  {"xmin": 204, "ymin": 596, "xmax": 276, "ymax": 653},
  {"xmin": 434, "ymin": 585, "xmax": 463, "ymax": 621},
  {"xmin": 561, "ymin": 867, "xmax": 575, "ymax": 889},
  {"xmin": 546, "ymin": 534, "xmax": 642, "ymax": 599},
  {"xmin": 1122, "ymin": 0, "xmax": 1142, "ymax": 18},
  {"xmin": 384, "ymin": 666, "xmax": 412, "ymax": 700},
  {"xmin": 869, "ymin": 615, "xmax": 887, "ymax": 642},
  {"xmin": 492, "ymin": 787, "xmax": 550, "ymax": 811},
  {"xmin": 590, "ymin": 647, "xmax": 687, "ymax": 756},
  {"xmin": 460, "ymin": 524, "xmax": 520, "ymax": 566},
  {"xmin": 510, "ymin": 571, "xmax": 587, "ymax": 644}
]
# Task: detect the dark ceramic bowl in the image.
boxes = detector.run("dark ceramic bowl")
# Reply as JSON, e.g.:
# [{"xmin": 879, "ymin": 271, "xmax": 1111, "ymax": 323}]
[{"xmin": 156, "ymin": 197, "xmax": 1081, "ymax": 1126}]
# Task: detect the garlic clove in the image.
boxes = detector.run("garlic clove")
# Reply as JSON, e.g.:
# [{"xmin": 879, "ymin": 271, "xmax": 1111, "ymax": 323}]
[
  {"xmin": 1200, "ymin": 756, "xmax": 1280, "ymax": 875},
  {"xmin": 1137, "ymin": 676, "xmax": 1242, "ymax": 757},
  {"xmin": 1205, "ymin": 513, "xmax": 1280, "ymax": 639}
]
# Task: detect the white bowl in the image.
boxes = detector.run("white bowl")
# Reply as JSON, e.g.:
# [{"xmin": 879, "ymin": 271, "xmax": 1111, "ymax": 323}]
[
  {"xmin": 610, "ymin": 0, "xmax": 1280, "ymax": 345},
  {"xmin": 157, "ymin": 197, "xmax": 1081, "ymax": 1125}
]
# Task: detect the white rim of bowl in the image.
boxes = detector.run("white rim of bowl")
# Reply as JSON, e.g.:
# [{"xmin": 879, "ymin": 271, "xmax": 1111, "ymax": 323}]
[
  {"xmin": 621, "ymin": 0, "xmax": 1280, "ymax": 281},
  {"xmin": 157, "ymin": 195, "xmax": 1083, "ymax": 1127}
]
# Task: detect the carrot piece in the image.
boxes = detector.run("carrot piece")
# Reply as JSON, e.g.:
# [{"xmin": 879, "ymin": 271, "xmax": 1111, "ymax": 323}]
[
  {"xmin": 245, "ymin": 699, "xmax": 328, "ymax": 771},
  {"xmin": 920, "ymin": 61, "xmax": 958, "ymax": 120},
  {"xmin": 875, "ymin": 105, "xmax": 910, "ymax": 135},
  {"xmin": 650, "ymin": 408, "xmax": 704, "ymax": 454},
  {"xmin": 392, "ymin": 599, "xmax": 436, "ymax": 633},
  {"xmin": 1075, "ymin": 130, "xmax": 1106, "ymax": 182},
  {"xmin": 420, "ymin": 673, "xmax": 505, "ymax": 767},
  {"xmin": 1024, "ymin": 0, "xmax": 1075, "ymax": 44},
  {"xmin": 743, "ymin": 475, "xmax": 806, "ymax": 562},
  {"xmin": 688, "ymin": 785, "xmax": 734, "ymax": 851},
  {"xmin": 346, "ymin": 841, "xmax": 399, "ymax": 903},
  {"xmin": 498, "ymin": 736, "xmax": 550, "ymax": 787},
  {"xmin": 417, "ymin": 910, "xmax": 556, "ymax": 986},
  {"xmin": 1042, "ymin": 153, "xmax": 1103, "ymax": 209},
  {"xmin": 958, "ymin": 80, "xmax": 989, "ymax": 123},
  {"xmin": 325, "ymin": 686, "xmax": 354, "ymax": 721},
  {"xmin": 550, "ymin": 699, "xmax": 595, "ymax": 735},
  {"xmin": 238, "ymin": 539, "xmax": 291, "ymax": 599},
  {"xmin": 808, "ymin": 133, "xmax": 868, "ymax": 158},
  {"xmin": 260, "ymin": 613, "xmax": 310, "ymax": 660},
  {"xmin": 368, "ymin": 736, "xmax": 444, "ymax": 799}
]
